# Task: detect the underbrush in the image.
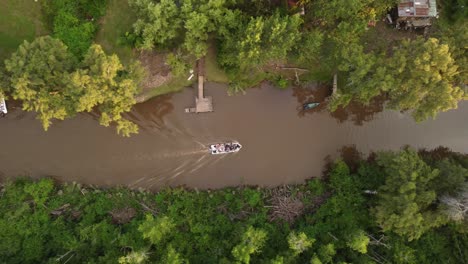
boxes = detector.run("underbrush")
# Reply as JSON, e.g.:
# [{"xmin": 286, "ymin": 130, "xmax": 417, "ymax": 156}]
[{"xmin": 41, "ymin": 0, "xmax": 108, "ymax": 58}]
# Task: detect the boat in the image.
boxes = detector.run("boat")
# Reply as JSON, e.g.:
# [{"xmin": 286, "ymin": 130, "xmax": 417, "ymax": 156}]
[
  {"xmin": 303, "ymin": 102, "xmax": 319, "ymax": 110},
  {"xmin": 209, "ymin": 142, "xmax": 242, "ymax": 155},
  {"xmin": 0, "ymin": 97, "xmax": 7, "ymax": 116}
]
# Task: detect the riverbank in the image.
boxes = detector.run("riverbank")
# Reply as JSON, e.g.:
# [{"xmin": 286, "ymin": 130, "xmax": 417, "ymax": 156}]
[
  {"xmin": 2, "ymin": 148, "xmax": 466, "ymax": 263},
  {"xmin": 1, "ymin": 83, "xmax": 467, "ymax": 190}
]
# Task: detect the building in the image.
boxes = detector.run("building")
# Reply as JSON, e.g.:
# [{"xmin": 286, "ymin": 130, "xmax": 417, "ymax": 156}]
[
  {"xmin": 396, "ymin": 0, "xmax": 437, "ymax": 29},
  {"xmin": 398, "ymin": 0, "xmax": 438, "ymax": 17}
]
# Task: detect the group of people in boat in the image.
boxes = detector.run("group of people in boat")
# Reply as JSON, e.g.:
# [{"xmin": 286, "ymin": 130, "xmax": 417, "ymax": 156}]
[{"xmin": 213, "ymin": 142, "xmax": 241, "ymax": 153}]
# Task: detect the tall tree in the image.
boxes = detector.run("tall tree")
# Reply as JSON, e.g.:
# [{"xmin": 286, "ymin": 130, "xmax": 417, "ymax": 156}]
[
  {"xmin": 2, "ymin": 36, "xmax": 141, "ymax": 136},
  {"xmin": 218, "ymin": 12, "xmax": 302, "ymax": 73},
  {"xmin": 373, "ymin": 149, "xmax": 446, "ymax": 241},
  {"xmin": 129, "ymin": 0, "xmax": 233, "ymax": 58},
  {"xmin": 387, "ymin": 38, "xmax": 464, "ymax": 121},
  {"xmin": 331, "ymin": 37, "xmax": 465, "ymax": 121},
  {"xmin": 231, "ymin": 226, "xmax": 267, "ymax": 264}
]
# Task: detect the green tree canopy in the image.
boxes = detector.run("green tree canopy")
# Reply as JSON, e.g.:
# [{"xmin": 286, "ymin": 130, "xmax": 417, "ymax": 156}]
[
  {"xmin": 373, "ymin": 149, "xmax": 446, "ymax": 241},
  {"xmin": 387, "ymin": 38, "xmax": 464, "ymax": 121},
  {"xmin": 218, "ymin": 12, "xmax": 302, "ymax": 73},
  {"xmin": 2, "ymin": 36, "xmax": 141, "ymax": 136},
  {"xmin": 306, "ymin": 0, "xmax": 398, "ymax": 27},
  {"xmin": 331, "ymin": 37, "xmax": 465, "ymax": 121},
  {"xmin": 129, "ymin": 0, "xmax": 235, "ymax": 58},
  {"xmin": 231, "ymin": 226, "xmax": 267, "ymax": 264}
]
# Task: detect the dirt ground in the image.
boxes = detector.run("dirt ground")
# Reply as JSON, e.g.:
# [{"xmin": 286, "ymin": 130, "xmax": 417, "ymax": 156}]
[
  {"xmin": 362, "ymin": 21, "xmax": 422, "ymax": 55},
  {"xmin": 137, "ymin": 50, "xmax": 172, "ymax": 92}
]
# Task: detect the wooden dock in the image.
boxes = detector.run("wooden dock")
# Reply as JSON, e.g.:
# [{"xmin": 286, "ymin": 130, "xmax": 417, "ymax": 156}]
[{"xmin": 185, "ymin": 58, "xmax": 213, "ymax": 113}]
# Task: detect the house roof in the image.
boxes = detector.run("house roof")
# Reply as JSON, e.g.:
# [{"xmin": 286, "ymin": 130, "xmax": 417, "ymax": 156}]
[{"xmin": 398, "ymin": 0, "xmax": 437, "ymax": 17}]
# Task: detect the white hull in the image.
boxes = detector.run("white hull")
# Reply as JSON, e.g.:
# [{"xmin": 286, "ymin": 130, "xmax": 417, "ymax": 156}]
[
  {"xmin": 0, "ymin": 97, "xmax": 7, "ymax": 115},
  {"xmin": 209, "ymin": 142, "xmax": 242, "ymax": 155}
]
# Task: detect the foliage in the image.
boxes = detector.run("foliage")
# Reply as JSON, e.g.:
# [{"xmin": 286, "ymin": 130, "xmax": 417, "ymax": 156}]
[
  {"xmin": 218, "ymin": 12, "xmax": 302, "ymax": 74},
  {"xmin": 1, "ymin": 36, "xmax": 141, "ymax": 136},
  {"xmin": 287, "ymin": 232, "xmax": 315, "ymax": 255},
  {"xmin": 231, "ymin": 226, "xmax": 267, "ymax": 263},
  {"xmin": 306, "ymin": 0, "xmax": 398, "ymax": 27},
  {"xmin": 434, "ymin": 19, "xmax": 468, "ymax": 95},
  {"xmin": 129, "ymin": 0, "xmax": 234, "ymax": 59},
  {"xmin": 331, "ymin": 37, "xmax": 465, "ymax": 121},
  {"xmin": 373, "ymin": 149, "xmax": 446, "ymax": 240},
  {"xmin": 0, "ymin": 148, "xmax": 467, "ymax": 263},
  {"xmin": 438, "ymin": 0, "xmax": 468, "ymax": 25},
  {"xmin": 139, "ymin": 215, "xmax": 175, "ymax": 245},
  {"xmin": 439, "ymin": 183, "xmax": 468, "ymax": 223},
  {"xmin": 41, "ymin": 0, "xmax": 108, "ymax": 58},
  {"xmin": 166, "ymin": 53, "xmax": 190, "ymax": 77},
  {"xmin": 294, "ymin": 29, "xmax": 325, "ymax": 66},
  {"xmin": 386, "ymin": 38, "xmax": 464, "ymax": 121}
]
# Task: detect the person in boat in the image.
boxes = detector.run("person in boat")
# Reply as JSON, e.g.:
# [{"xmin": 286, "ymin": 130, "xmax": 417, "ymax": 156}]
[{"xmin": 218, "ymin": 144, "xmax": 224, "ymax": 152}]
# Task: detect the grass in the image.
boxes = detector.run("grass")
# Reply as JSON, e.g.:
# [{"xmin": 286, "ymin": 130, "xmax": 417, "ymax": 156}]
[
  {"xmin": 205, "ymin": 41, "xmax": 229, "ymax": 83},
  {"xmin": 95, "ymin": 0, "xmax": 136, "ymax": 64},
  {"xmin": 0, "ymin": 0, "xmax": 48, "ymax": 61}
]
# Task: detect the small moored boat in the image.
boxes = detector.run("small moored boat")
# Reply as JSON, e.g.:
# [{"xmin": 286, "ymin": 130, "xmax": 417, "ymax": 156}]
[
  {"xmin": 0, "ymin": 97, "xmax": 7, "ymax": 117},
  {"xmin": 303, "ymin": 102, "xmax": 320, "ymax": 110},
  {"xmin": 209, "ymin": 142, "xmax": 242, "ymax": 155}
]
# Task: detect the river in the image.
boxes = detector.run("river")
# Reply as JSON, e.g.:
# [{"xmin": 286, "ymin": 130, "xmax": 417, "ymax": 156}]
[{"xmin": 1, "ymin": 83, "xmax": 467, "ymax": 189}]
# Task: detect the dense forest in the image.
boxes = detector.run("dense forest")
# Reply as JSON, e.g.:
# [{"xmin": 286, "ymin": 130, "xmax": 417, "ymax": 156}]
[
  {"xmin": 1, "ymin": 2, "xmax": 467, "ymax": 263},
  {"xmin": 0, "ymin": 147, "xmax": 466, "ymax": 263},
  {"xmin": 0, "ymin": 0, "xmax": 466, "ymax": 135}
]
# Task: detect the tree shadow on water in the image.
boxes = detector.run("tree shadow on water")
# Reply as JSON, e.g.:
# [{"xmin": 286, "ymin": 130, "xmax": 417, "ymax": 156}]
[
  {"xmin": 292, "ymin": 85, "xmax": 386, "ymax": 126},
  {"xmin": 84, "ymin": 94, "xmax": 175, "ymax": 133},
  {"xmin": 321, "ymin": 145, "xmax": 363, "ymax": 179},
  {"xmin": 292, "ymin": 83, "xmax": 331, "ymax": 117},
  {"xmin": 330, "ymin": 96, "xmax": 386, "ymax": 126},
  {"xmin": 126, "ymin": 94, "xmax": 174, "ymax": 131}
]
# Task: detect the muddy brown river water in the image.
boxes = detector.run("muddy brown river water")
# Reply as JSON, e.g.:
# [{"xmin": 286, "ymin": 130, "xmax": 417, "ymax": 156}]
[{"xmin": 1, "ymin": 83, "xmax": 467, "ymax": 189}]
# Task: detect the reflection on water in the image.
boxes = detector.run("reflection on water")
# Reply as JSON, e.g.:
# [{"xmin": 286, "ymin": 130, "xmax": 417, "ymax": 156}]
[
  {"xmin": 0, "ymin": 83, "xmax": 467, "ymax": 190},
  {"xmin": 330, "ymin": 95, "xmax": 386, "ymax": 126},
  {"xmin": 292, "ymin": 84, "xmax": 386, "ymax": 125}
]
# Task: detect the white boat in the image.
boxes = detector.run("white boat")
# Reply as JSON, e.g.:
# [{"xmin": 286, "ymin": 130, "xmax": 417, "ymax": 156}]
[
  {"xmin": 0, "ymin": 97, "xmax": 7, "ymax": 116},
  {"xmin": 209, "ymin": 142, "xmax": 242, "ymax": 155}
]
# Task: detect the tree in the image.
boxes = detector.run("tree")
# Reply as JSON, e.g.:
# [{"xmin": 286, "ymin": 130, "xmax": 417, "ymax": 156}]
[
  {"xmin": 387, "ymin": 38, "xmax": 464, "ymax": 121},
  {"xmin": 41, "ymin": 0, "xmax": 107, "ymax": 57},
  {"xmin": 435, "ymin": 19, "xmax": 468, "ymax": 94},
  {"xmin": 161, "ymin": 245, "xmax": 186, "ymax": 264},
  {"xmin": 138, "ymin": 215, "xmax": 175, "ymax": 245},
  {"xmin": 307, "ymin": 0, "xmax": 398, "ymax": 27},
  {"xmin": 232, "ymin": 226, "xmax": 267, "ymax": 264},
  {"xmin": 439, "ymin": 183, "xmax": 468, "ymax": 222},
  {"xmin": 373, "ymin": 149, "xmax": 446, "ymax": 240},
  {"xmin": 287, "ymin": 232, "xmax": 315, "ymax": 255},
  {"xmin": 80, "ymin": 45, "xmax": 141, "ymax": 136},
  {"xmin": 3, "ymin": 36, "xmax": 76, "ymax": 129},
  {"xmin": 129, "ymin": 0, "xmax": 232, "ymax": 58},
  {"xmin": 119, "ymin": 250, "xmax": 149, "ymax": 264},
  {"xmin": 218, "ymin": 12, "xmax": 302, "ymax": 73},
  {"xmin": 346, "ymin": 230, "xmax": 370, "ymax": 254},
  {"xmin": 331, "ymin": 37, "xmax": 465, "ymax": 122},
  {"xmin": 130, "ymin": 0, "xmax": 182, "ymax": 50},
  {"xmin": 2, "ymin": 36, "xmax": 141, "ymax": 136},
  {"xmin": 431, "ymin": 159, "xmax": 468, "ymax": 196}
]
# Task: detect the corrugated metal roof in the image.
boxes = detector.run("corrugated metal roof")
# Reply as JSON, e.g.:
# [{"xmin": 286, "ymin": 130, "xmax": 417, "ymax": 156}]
[{"xmin": 398, "ymin": 0, "xmax": 437, "ymax": 17}]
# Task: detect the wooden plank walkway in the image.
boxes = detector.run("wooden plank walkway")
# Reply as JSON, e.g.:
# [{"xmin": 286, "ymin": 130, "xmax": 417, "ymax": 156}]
[{"xmin": 185, "ymin": 58, "xmax": 213, "ymax": 113}]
